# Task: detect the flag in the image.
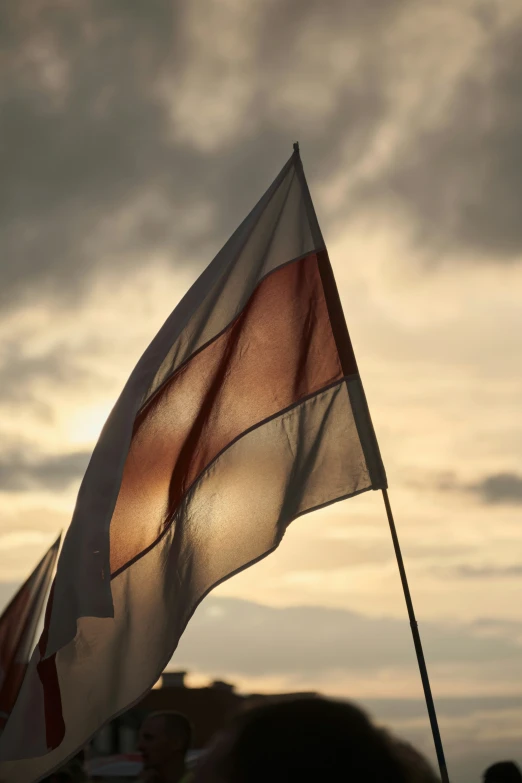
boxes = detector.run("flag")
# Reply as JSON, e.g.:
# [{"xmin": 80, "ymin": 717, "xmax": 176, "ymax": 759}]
[
  {"xmin": 0, "ymin": 536, "xmax": 60, "ymax": 732},
  {"xmin": 0, "ymin": 146, "xmax": 386, "ymax": 783}
]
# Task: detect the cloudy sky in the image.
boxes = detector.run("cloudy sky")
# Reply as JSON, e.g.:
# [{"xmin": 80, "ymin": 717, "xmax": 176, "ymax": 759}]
[{"xmin": 2, "ymin": 0, "xmax": 522, "ymax": 779}]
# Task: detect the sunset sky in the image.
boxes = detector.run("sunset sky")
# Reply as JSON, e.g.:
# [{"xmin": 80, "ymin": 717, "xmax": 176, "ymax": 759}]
[{"xmin": 1, "ymin": 1, "xmax": 522, "ymax": 779}]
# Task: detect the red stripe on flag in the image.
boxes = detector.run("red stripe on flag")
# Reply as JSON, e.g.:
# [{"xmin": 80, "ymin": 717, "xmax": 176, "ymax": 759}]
[
  {"xmin": 37, "ymin": 653, "xmax": 64, "ymax": 750},
  {"xmin": 0, "ymin": 539, "xmax": 59, "ymax": 731},
  {"xmin": 316, "ymin": 249, "xmax": 358, "ymax": 377},
  {"xmin": 109, "ymin": 252, "xmax": 349, "ymax": 576},
  {"xmin": 37, "ymin": 582, "xmax": 65, "ymax": 750},
  {"xmin": 0, "ymin": 586, "xmax": 31, "ymax": 729}
]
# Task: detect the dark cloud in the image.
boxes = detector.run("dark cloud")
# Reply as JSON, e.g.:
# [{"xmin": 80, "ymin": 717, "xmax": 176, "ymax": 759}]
[
  {"xmin": 360, "ymin": 17, "xmax": 522, "ymax": 261},
  {"xmin": 470, "ymin": 472, "xmax": 522, "ymax": 505},
  {"xmin": 472, "ymin": 616, "xmax": 522, "ymax": 632},
  {"xmin": 431, "ymin": 471, "xmax": 522, "ymax": 506},
  {"xmin": 173, "ymin": 596, "xmax": 522, "ymax": 678},
  {"xmin": 448, "ymin": 563, "xmax": 522, "ymax": 579},
  {"xmin": 3, "ymin": 0, "xmax": 520, "ymax": 324},
  {"xmin": 1, "ymin": 0, "xmax": 199, "ymax": 306},
  {"xmin": 0, "ymin": 449, "xmax": 90, "ymax": 492},
  {"xmin": 362, "ymin": 693, "xmax": 522, "ymax": 722},
  {"xmin": 0, "ymin": 0, "xmax": 399, "ymax": 309}
]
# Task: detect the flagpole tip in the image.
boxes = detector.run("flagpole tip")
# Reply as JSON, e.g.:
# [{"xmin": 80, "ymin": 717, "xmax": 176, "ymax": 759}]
[{"xmin": 293, "ymin": 141, "xmax": 300, "ymax": 154}]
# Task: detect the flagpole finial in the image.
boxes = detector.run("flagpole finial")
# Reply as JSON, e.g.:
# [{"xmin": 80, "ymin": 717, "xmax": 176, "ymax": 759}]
[{"xmin": 293, "ymin": 141, "xmax": 300, "ymax": 154}]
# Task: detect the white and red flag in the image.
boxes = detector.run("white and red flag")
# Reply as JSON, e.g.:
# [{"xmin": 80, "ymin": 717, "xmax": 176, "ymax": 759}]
[
  {"xmin": 0, "ymin": 536, "xmax": 60, "ymax": 733},
  {"xmin": 0, "ymin": 147, "xmax": 386, "ymax": 782}
]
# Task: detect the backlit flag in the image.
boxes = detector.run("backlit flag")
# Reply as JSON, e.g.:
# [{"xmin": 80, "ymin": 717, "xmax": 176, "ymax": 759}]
[
  {"xmin": 0, "ymin": 147, "xmax": 386, "ymax": 783},
  {"xmin": 0, "ymin": 536, "xmax": 60, "ymax": 732}
]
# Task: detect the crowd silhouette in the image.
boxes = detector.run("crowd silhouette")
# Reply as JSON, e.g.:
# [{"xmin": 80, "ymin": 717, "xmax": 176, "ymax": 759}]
[{"xmin": 40, "ymin": 695, "xmax": 522, "ymax": 783}]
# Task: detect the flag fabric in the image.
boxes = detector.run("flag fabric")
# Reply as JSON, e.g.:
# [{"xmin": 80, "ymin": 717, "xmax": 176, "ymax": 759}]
[
  {"xmin": 0, "ymin": 536, "xmax": 60, "ymax": 732},
  {"xmin": 0, "ymin": 147, "xmax": 386, "ymax": 783}
]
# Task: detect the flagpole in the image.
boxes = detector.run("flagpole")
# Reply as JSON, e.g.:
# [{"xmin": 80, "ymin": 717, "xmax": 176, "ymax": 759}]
[
  {"xmin": 291, "ymin": 139, "xmax": 448, "ymax": 780},
  {"xmin": 382, "ymin": 489, "xmax": 450, "ymax": 783}
]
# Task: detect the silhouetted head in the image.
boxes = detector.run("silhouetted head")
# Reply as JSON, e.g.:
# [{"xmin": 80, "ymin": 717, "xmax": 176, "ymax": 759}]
[
  {"xmin": 484, "ymin": 762, "xmax": 522, "ymax": 783},
  {"xmin": 387, "ymin": 736, "xmax": 440, "ymax": 783},
  {"xmin": 193, "ymin": 696, "xmax": 412, "ymax": 783},
  {"xmin": 138, "ymin": 710, "xmax": 192, "ymax": 774}
]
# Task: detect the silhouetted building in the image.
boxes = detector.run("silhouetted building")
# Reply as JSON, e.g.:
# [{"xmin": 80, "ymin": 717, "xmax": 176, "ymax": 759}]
[{"xmin": 90, "ymin": 672, "xmax": 315, "ymax": 756}]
